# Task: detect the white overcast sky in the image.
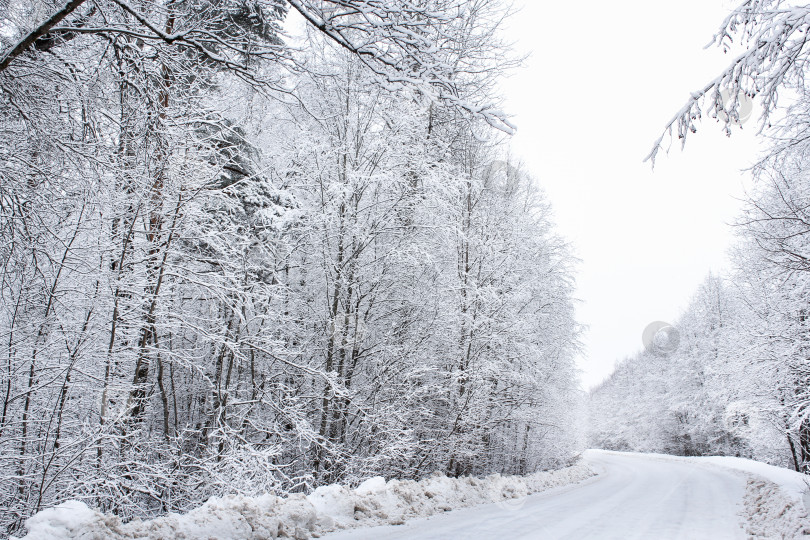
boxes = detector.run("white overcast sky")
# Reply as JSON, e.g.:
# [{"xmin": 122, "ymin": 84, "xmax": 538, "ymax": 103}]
[{"xmin": 499, "ymin": 0, "xmax": 763, "ymax": 389}]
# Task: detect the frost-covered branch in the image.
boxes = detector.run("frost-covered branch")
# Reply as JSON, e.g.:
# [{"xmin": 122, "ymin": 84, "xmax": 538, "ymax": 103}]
[{"xmin": 647, "ymin": 0, "xmax": 810, "ymax": 165}]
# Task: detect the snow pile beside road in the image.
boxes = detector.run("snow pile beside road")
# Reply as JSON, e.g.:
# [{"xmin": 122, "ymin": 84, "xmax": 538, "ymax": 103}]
[
  {"xmin": 742, "ymin": 477, "xmax": 810, "ymax": 539},
  {"xmin": 14, "ymin": 461, "xmax": 595, "ymax": 540},
  {"xmin": 701, "ymin": 456, "xmax": 810, "ymax": 505},
  {"xmin": 694, "ymin": 455, "xmax": 810, "ymax": 538},
  {"xmin": 15, "ymin": 493, "xmax": 319, "ymax": 540}
]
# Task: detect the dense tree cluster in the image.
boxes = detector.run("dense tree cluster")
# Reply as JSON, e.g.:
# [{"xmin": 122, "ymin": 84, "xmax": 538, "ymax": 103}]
[
  {"xmin": 0, "ymin": 0, "xmax": 582, "ymax": 535},
  {"xmin": 589, "ymin": 168, "xmax": 810, "ymax": 470},
  {"xmin": 589, "ymin": 275, "xmax": 754, "ymax": 458}
]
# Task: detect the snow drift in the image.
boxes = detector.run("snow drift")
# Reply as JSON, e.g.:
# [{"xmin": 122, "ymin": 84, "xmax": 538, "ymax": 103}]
[
  {"xmin": 704, "ymin": 457, "xmax": 810, "ymax": 539},
  {"xmin": 689, "ymin": 455, "xmax": 810, "ymax": 538},
  {"xmin": 14, "ymin": 461, "xmax": 595, "ymax": 540}
]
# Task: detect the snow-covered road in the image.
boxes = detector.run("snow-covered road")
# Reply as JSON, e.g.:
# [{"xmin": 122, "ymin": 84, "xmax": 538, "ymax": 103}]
[{"xmin": 323, "ymin": 450, "xmax": 747, "ymax": 540}]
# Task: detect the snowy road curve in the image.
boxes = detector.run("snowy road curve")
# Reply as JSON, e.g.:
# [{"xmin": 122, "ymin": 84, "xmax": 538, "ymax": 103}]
[{"xmin": 324, "ymin": 450, "xmax": 747, "ymax": 540}]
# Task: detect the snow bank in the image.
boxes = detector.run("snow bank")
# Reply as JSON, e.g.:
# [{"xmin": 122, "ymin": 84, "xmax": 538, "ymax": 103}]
[
  {"xmin": 15, "ymin": 501, "xmax": 104, "ymax": 539},
  {"xmin": 14, "ymin": 461, "xmax": 595, "ymax": 540},
  {"xmin": 700, "ymin": 456, "xmax": 810, "ymax": 505},
  {"xmin": 741, "ymin": 477, "xmax": 810, "ymax": 539},
  {"xmin": 698, "ymin": 456, "xmax": 810, "ymax": 538}
]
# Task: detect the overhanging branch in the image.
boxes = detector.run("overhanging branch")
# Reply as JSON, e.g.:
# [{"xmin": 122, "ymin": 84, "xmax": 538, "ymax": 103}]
[{"xmin": 0, "ymin": 0, "xmax": 89, "ymax": 72}]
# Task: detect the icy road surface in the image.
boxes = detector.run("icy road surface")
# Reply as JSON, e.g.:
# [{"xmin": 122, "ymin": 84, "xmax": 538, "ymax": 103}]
[{"xmin": 324, "ymin": 450, "xmax": 747, "ymax": 540}]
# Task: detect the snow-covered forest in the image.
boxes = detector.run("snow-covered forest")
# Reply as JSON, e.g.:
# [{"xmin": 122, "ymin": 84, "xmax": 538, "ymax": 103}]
[
  {"xmin": 588, "ymin": 146, "xmax": 810, "ymax": 470},
  {"xmin": 0, "ymin": 0, "xmax": 584, "ymax": 536},
  {"xmin": 13, "ymin": 0, "xmax": 810, "ymax": 538}
]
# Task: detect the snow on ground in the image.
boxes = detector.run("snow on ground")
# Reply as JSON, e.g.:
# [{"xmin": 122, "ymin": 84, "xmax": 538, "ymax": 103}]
[
  {"xmin": 323, "ymin": 451, "xmax": 810, "ymax": 540},
  {"xmin": 595, "ymin": 450, "xmax": 810, "ymax": 503},
  {"xmin": 323, "ymin": 450, "xmax": 750, "ymax": 539},
  {"xmin": 741, "ymin": 476, "xmax": 810, "ymax": 539},
  {"xmin": 18, "ymin": 450, "xmax": 810, "ymax": 540},
  {"xmin": 594, "ymin": 450, "xmax": 810, "ymax": 539},
  {"xmin": 698, "ymin": 456, "xmax": 810, "ymax": 539},
  {"xmin": 700, "ymin": 456, "xmax": 810, "ymax": 504},
  {"xmin": 13, "ymin": 461, "xmax": 595, "ymax": 540}
]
